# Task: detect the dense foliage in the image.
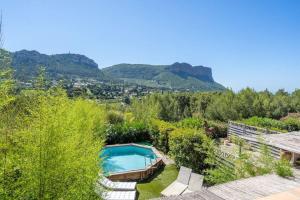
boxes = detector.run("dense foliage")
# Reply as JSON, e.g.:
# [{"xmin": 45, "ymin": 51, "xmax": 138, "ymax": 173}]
[
  {"xmin": 122, "ymin": 90, "xmax": 297, "ymax": 184},
  {"xmin": 0, "ymin": 51, "xmax": 104, "ymax": 199},
  {"xmin": 168, "ymin": 128, "xmax": 208, "ymax": 173},
  {"xmin": 105, "ymin": 121, "xmax": 151, "ymax": 145},
  {"xmin": 131, "ymin": 88, "xmax": 300, "ymax": 123},
  {"xmin": 241, "ymin": 116, "xmax": 300, "ymax": 132}
]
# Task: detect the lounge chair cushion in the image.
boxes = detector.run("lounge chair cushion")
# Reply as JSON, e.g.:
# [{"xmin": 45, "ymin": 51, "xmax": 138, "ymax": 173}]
[
  {"xmin": 114, "ymin": 182, "xmax": 136, "ymax": 190},
  {"xmin": 187, "ymin": 173, "xmax": 204, "ymax": 192},
  {"xmin": 161, "ymin": 181, "xmax": 188, "ymax": 196},
  {"xmin": 99, "ymin": 176, "xmax": 136, "ymax": 191},
  {"xmin": 102, "ymin": 191, "xmax": 136, "ymax": 200},
  {"xmin": 177, "ymin": 166, "xmax": 192, "ymax": 185}
]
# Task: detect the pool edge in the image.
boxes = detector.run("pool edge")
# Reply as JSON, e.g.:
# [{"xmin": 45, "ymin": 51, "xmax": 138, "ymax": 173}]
[{"xmin": 103, "ymin": 143, "xmax": 165, "ymax": 181}]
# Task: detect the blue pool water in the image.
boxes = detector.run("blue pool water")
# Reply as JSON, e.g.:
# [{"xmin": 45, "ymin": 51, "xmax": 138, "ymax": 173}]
[{"xmin": 101, "ymin": 145, "xmax": 158, "ymax": 174}]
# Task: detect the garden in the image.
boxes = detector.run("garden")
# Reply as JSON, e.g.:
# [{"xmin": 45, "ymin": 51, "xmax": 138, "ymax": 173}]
[{"xmin": 1, "ymin": 52, "xmax": 299, "ymax": 199}]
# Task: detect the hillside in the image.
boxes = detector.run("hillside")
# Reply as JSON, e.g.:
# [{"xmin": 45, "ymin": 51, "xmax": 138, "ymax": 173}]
[
  {"xmin": 103, "ymin": 62, "xmax": 225, "ymax": 91},
  {"xmin": 11, "ymin": 50, "xmax": 105, "ymax": 81},
  {"xmin": 8, "ymin": 50, "xmax": 225, "ymax": 91}
]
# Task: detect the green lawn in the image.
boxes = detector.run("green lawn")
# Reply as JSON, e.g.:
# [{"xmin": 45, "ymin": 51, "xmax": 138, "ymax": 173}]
[{"xmin": 137, "ymin": 165, "xmax": 179, "ymax": 200}]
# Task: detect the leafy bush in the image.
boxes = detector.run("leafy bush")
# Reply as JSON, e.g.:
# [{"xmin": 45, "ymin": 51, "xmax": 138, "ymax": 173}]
[
  {"xmin": 150, "ymin": 119, "xmax": 176, "ymax": 153},
  {"xmin": 105, "ymin": 121, "xmax": 151, "ymax": 144},
  {"xmin": 206, "ymin": 120, "xmax": 228, "ymax": 138},
  {"xmin": 281, "ymin": 117, "xmax": 300, "ymax": 131},
  {"xmin": 106, "ymin": 111, "xmax": 124, "ymax": 124},
  {"xmin": 175, "ymin": 117, "xmax": 204, "ymax": 129},
  {"xmin": 241, "ymin": 117, "xmax": 288, "ymax": 132},
  {"xmin": 205, "ymin": 164, "xmax": 235, "ymax": 184},
  {"xmin": 275, "ymin": 158, "xmax": 293, "ymax": 177},
  {"xmin": 242, "ymin": 116, "xmax": 300, "ymax": 132},
  {"xmin": 169, "ymin": 128, "xmax": 208, "ymax": 173},
  {"xmin": 0, "ymin": 88, "xmax": 103, "ymax": 199}
]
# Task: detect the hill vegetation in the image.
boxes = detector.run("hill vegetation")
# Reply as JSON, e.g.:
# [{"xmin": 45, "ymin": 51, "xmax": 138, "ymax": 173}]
[
  {"xmin": 10, "ymin": 49, "xmax": 105, "ymax": 81},
  {"xmin": 103, "ymin": 62, "xmax": 225, "ymax": 91},
  {"xmin": 9, "ymin": 49, "xmax": 225, "ymax": 92}
]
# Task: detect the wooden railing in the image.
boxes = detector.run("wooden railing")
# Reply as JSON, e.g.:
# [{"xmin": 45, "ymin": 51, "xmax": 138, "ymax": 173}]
[
  {"xmin": 228, "ymin": 121, "xmax": 282, "ymax": 137},
  {"xmin": 228, "ymin": 121, "xmax": 281, "ymax": 159},
  {"xmin": 214, "ymin": 147, "xmax": 235, "ymax": 168}
]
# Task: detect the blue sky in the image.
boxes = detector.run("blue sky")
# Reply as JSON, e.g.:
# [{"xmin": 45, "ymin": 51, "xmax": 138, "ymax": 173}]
[{"xmin": 1, "ymin": 0, "xmax": 300, "ymax": 91}]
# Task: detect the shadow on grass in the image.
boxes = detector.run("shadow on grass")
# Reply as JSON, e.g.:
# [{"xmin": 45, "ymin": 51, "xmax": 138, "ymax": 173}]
[
  {"xmin": 136, "ymin": 164, "xmax": 179, "ymax": 200},
  {"xmin": 136, "ymin": 165, "xmax": 166, "ymax": 199},
  {"xmin": 139, "ymin": 165, "xmax": 167, "ymax": 184}
]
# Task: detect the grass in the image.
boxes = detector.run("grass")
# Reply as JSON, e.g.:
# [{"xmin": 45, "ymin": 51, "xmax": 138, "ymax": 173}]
[{"xmin": 137, "ymin": 165, "xmax": 178, "ymax": 200}]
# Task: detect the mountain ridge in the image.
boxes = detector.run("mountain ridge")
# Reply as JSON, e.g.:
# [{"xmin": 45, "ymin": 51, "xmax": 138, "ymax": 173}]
[
  {"xmin": 102, "ymin": 62, "xmax": 225, "ymax": 91},
  {"xmin": 7, "ymin": 49, "xmax": 225, "ymax": 91},
  {"xmin": 11, "ymin": 49, "xmax": 105, "ymax": 81}
]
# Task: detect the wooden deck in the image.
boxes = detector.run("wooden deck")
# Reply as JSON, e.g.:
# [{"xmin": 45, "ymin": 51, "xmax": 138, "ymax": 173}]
[
  {"xmin": 152, "ymin": 189, "xmax": 225, "ymax": 200},
  {"xmin": 263, "ymin": 132, "xmax": 300, "ymax": 154},
  {"xmin": 208, "ymin": 174, "xmax": 300, "ymax": 200},
  {"xmin": 228, "ymin": 121, "xmax": 300, "ymax": 156},
  {"xmin": 154, "ymin": 174, "xmax": 300, "ymax": 200}
]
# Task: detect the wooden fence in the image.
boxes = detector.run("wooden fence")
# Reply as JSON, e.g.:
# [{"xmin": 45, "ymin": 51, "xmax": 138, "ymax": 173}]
[
  {"xmin": 214, "ymin": 147, "xmax": 235, "ymax": 168},
  {"xmin": 228, "ymin": 121, "xmax": 282, "ymax": 159},
  {"xmin": 228, "ymin": 121, "xmax": 281, "ymax": 137}
]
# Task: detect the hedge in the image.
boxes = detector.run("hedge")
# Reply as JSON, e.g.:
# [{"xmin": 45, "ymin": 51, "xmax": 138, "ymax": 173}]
[
  {"xmin": 105, "ymin": 121, "xmax": 151, "ymax": 144},
  {"xmin": 206, "ymin": 120, "xmax": 228, "ymax": 138},
  {"xmin": 150, "ymin": 119, "xmax": 176, "ymax": 153},
  {"xmin": 175, "ymin": 117, "xmax": 204, "ymax": 129},
  {"xmin": 168, "ymin": 128, "xmax": 209, "ymax": 173},
  {"xmin": 241, "ymin": 117, "xmax": 288, "ymax": 132}
]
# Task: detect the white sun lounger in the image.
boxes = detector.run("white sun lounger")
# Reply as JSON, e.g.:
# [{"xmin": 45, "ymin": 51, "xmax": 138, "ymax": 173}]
[
  {"xmin": 102, "ymin": 191, "xmax": 136, "ymax": 200},
  {"xmin": 182, "ymin": 172, "xmax": 204, "ymax": 194},
  {"xmin": 161, "ymin": 166, "xmax": 192, "ymax": 196},
  {"xmin": 98, "ymin": 176, "xmax": 136, "ymax": 191}
]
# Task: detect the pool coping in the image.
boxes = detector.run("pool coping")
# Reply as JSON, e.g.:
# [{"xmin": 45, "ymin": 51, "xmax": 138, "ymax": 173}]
[{"xmin": 103, "ymin": 143, "xmax": 165, "ymax": 181}]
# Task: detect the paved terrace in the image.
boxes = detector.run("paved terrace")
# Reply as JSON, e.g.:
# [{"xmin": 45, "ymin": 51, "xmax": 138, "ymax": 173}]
[{"xmin": 153, "ymin": 174, "xmax": 300, "ymax": 200}]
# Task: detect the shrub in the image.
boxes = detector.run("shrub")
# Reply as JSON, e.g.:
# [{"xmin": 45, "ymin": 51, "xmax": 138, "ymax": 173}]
[
  {"xmin": 206, "ymin": 120, "xmax": 228, "ymax": 138},
  {"xmin": 205, "ymin": 164, "xmax": 236, "ymax": 185},
  {"xmin": 275, "ymin": 159, "xmax": 293, "ymax": 177},
  {"xmin": 275, "ymin": 158, "xmax": 293, "ymax": 177},
  {"xmin": 175, "ymin": 117, "xmax": 204, "ymax": 129},
  {"xmin": 106, "ymin": 111, "xmax": 124, "ymax": 124},
  {"xmin": 281, "ymin": 117, "xmax": 300, "ymax": 131},
  {"xmin": 0, "ymin": 89, "xmax": 103, "ymax": 199},
  {"xmin": 150, "ymin": 119, "xmax": 176, "ymax": 153},
  {"xmin": 241, "ymin": 117, "xmax": 288, "ymax": 132},
  {"xmin": 169, "ymin": 128, "xmax": 208, "ymax": 173},
  {"xmin": 242, "ymin": 116, "xmax": 300, "ymax": 132},
  {"xmin": 105, "ymin": 121, "xmax": 151, "ymax": 144}
]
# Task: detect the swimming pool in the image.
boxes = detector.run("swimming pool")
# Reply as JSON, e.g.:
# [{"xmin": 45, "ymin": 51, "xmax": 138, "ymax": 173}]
[{"xmin": 101, "ymin": 144, "xmax": 159, "ymax": 175}]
